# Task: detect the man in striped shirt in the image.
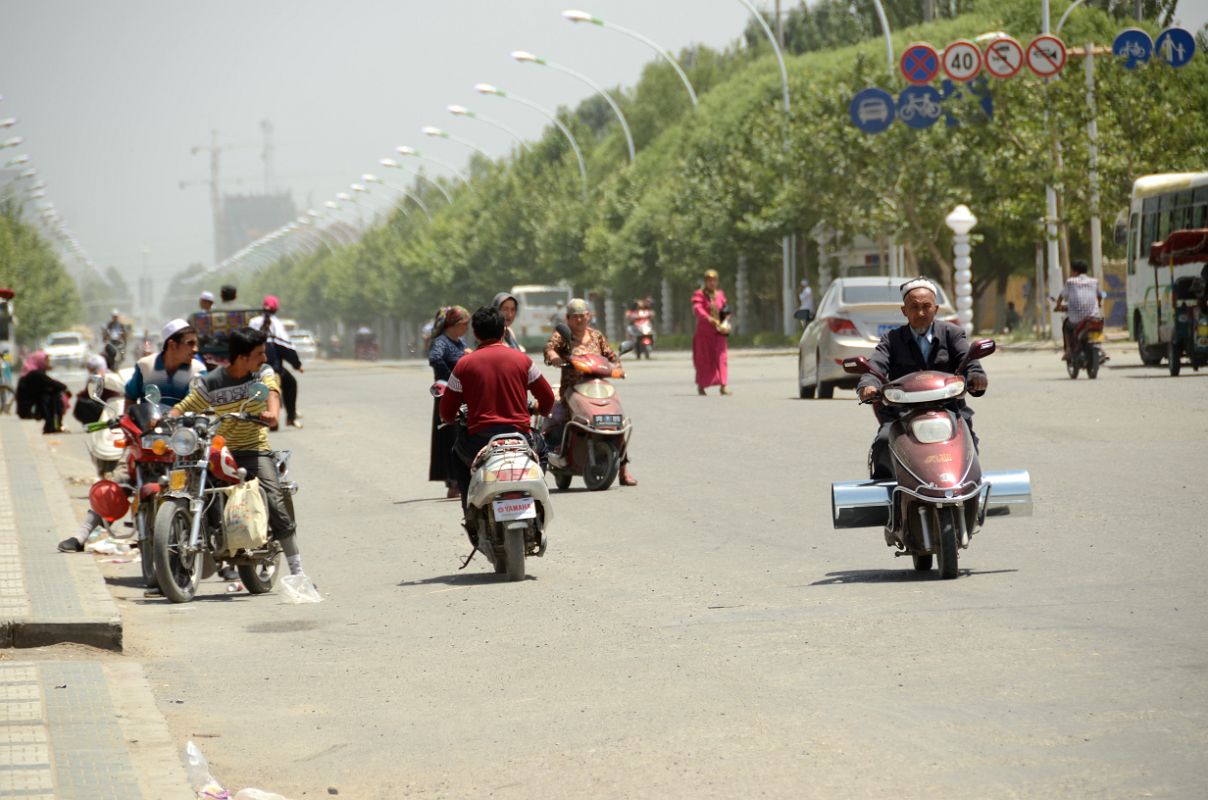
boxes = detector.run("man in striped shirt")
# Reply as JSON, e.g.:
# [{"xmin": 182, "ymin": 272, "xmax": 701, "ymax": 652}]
[
  {"xmin": 1056, "ymin": 259, "xmax": 1106, "ymax": 361},
  {"xmin": 171, "ymin": 327, "xmax": 310, "ymax": 583}
]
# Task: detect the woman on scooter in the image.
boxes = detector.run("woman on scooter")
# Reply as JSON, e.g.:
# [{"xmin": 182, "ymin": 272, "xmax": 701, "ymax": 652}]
[{"xmin": 429, "ymin": 305, "xmax": 470, "ymax": 497}]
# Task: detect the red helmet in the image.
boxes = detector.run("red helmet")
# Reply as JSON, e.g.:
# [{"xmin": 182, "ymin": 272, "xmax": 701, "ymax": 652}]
[
  {"xmin": 89, "ymin": 480, "xmax": 130, "ymax": 522},
  {"xmin": 262, "ymin": 295, "xmax": 280, "ymax": 312}
]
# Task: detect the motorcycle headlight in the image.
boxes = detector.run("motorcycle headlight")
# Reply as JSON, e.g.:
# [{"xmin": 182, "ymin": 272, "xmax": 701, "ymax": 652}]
[
  {"xmin": 884, "ymin": 379, "xmax": 965, "ymax": 404},
  {"xmin": 169, "ymin": 428, "xmax": 199, "ymax": 456},
  {"xmin": 910, "ymin": 415, "xmax": 955, "ymax": 444}
]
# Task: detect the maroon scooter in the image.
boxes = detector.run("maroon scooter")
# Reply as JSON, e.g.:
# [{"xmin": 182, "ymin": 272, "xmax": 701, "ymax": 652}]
[{"xmin": 830, "ymin": 339, "xmax": 1032, "ymax": 579}]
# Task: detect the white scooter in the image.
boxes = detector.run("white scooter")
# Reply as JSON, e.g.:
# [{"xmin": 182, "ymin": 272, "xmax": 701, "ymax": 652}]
[
  {"xmin": 84, "ymin": 373, "xmax": 127, "ymax": 477},
  {"xmin": 433, "ymin": 381, "xmax": 554, "ymax": 581}
]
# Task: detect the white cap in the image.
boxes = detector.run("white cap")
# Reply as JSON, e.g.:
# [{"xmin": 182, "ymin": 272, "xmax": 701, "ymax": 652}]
[
  {"xmin": 161, "ymin": 318, "xmax": 190, "ymax": 344},
  {"xmin": 900, "ymin": 277, "xmax": 940, "ymax": 300},
  {"xmin": 199, "ymin": 290, "xmax": 215, "ymax": 302}
]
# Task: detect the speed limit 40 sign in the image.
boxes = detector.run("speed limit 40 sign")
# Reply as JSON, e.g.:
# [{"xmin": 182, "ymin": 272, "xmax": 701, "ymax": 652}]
[{"xmin": 942, "ymin": 40, "xmax": 982, "ymax": 82}]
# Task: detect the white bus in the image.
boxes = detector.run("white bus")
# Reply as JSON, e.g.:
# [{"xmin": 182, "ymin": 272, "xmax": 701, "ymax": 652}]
[
  {"xmin": 510, "ymin": 284, "xmax": 573, "ymax": 349},
  {"xmin": 1119, "ymin": 172, "xmax": 1208, "ymax": 364}
]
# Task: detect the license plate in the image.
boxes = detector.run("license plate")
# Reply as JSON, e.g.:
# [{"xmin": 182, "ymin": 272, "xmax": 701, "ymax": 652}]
[
  {"xmin": 169, "ymin": 469, "xmax": 188, "ymax": 491},
  {"xmin": 492, "ymin": 497, "xmax": 536, "ymax": 521},
  {"xmin": 877, "ymin": 324, "xmax": 895, "ymax": 337},
  {"xmin": 1087, "ymin": 331, "xmax": 1104, "ymax": 342}
]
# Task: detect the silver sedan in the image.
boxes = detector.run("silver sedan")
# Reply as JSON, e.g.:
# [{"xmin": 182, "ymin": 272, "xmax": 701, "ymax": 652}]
[{"xmin": 797, "ymin": 277, "xmax": 957, "ymax": 399}]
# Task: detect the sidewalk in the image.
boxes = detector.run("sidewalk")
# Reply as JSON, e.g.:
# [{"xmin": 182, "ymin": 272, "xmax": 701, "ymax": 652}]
[{"xmin": 0, "ymin": 415, "xmax": 192, "ymax": 799}]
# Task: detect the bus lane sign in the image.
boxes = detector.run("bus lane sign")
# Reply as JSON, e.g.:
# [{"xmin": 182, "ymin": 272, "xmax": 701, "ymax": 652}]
[
  {"xmin": 942, "ymin": 40, "xmax": 982, "ymax": 82},
  {"xmin": 900, "ymin": 43, "xmax": 940, "ymax": 85},
  {"xmin": 1026, "ymin": 34, "xmax": 1067, "ymax": 78},
  {"xmin": 983, "ymin": 35, "xmax": 1024, "ymax": 79}
]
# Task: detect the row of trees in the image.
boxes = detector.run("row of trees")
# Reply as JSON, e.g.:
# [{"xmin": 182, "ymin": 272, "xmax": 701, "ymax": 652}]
[
  {"xmin": 188, "ymin": 0, "xmax": 1205, "ymax": 341},
  {"xmin": 0, "ymin": 203, "xmax": 82, "ymax": 347}
]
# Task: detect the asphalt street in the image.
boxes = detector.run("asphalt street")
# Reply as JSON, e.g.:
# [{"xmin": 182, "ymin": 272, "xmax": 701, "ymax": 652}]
[{"xmin": 49, "ymin": 343, "xmax": 1208, "ymax": 798}]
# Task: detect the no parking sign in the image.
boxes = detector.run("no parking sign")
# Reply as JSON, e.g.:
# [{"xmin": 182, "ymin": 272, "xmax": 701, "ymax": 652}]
[{"xmin": 900, "ymin": 43, "xmax": 940, "ymax": 86}]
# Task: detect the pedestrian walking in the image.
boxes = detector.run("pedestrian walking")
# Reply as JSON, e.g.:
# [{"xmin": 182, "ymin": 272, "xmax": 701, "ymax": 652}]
[
  {"xmin": 429, "ymin": 306, "xmax": 470, "ymax": 497},
  {"xmin": 692, "ymin": 269, "xmax": 731, "ymax": 396}
]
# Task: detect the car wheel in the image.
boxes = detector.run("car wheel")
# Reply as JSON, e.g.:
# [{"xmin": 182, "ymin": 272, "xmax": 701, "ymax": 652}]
[
  {"xmin": 816, "ymin": 351, "xmax": 834, "ymax": 399},
  {"xmin": 798, "ymin": 351, "xmax": 815, "ymax": 398}
]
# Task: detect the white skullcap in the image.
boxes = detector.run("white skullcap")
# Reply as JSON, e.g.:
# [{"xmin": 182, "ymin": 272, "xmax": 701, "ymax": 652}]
[
  {"xmin": 161, "ymin": 318, "xmax": 190, "ymax": 343},
  {"xmin": 900, "ymin": 277, "xmax": 940, "ymax": 300},
  {"xmin": 199, "ymin": 290, "xmax": 215, "ymax": 302}
]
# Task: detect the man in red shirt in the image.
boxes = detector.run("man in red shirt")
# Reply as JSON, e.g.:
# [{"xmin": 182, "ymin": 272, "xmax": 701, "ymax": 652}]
[{"xmin": 440, "ymin": 306, "xmax": 555, "ymax": 513}]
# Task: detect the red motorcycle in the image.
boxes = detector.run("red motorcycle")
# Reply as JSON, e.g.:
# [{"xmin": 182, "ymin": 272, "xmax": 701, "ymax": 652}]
[
  {"xmin": 85, "ymin": 386, "xmax": 176, "ymax": 588},
  {"xmin": 830, "ymin": 339, "xmax": 1032, "ymax": 579},
  {"xmin": 546, "ymin": 329, "xmax": 634, "ymax": 491}
]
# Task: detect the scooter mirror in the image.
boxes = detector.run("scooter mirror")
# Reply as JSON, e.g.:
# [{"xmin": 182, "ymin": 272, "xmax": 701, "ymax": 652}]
[
  {"xmin": 967, "ymin": 338, "xmax": 996, "ymax": 360},
  {"xmin": 430, "ymin": 380, "xmax": 448, "ymax": 397},
  {"xmin": 143, "ymin": 384, "xmax": 162, "ymax": 406},
  {"xmin": 249, "ymin": 382, "xmax": 270, "ymax": 403},
  {"xmin": 618, "ymin": 341, "xmax": 635, "ymax": 357},
  {"xmin": 842, "ymin": 356, "xmax": 872, "ymax": 375},
  {"xmin": 792, "ymin": 308, "xmax": 814, "ymax": 323},
  {"xmin": 555, "ymin": 323, "xmax": 573, "ymax": 342},
  {"xmin": 87, "ymin": 374, "xmax": 104, "ymax": 402}
]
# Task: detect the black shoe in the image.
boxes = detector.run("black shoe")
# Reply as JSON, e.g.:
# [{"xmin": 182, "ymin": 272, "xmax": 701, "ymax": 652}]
[
  {"xmin": 218, "ymin": 566, "xmax": 238, "ymax": 581},
  {"xmin": 57, "ymin": 537, "xmax": 85, "ymax": 553}
]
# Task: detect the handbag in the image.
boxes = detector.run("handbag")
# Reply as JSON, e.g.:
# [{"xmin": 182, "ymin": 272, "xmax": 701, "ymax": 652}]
[
  {"xmin": 72, "ymin": 392, "xmax": 104, "ymax": 425},
  {"xmin": 222, "ymin": 478, "xmax": 270, "ymax": 553}
]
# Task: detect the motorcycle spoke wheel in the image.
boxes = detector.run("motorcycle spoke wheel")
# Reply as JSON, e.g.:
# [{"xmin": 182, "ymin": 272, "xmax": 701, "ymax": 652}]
[
  {"xmin": 153, "ymin": 500, "xmax": 201, "ymax": 603},
  {"xmin": 238, "ymin": 551, "xmax": 281, "ymax": 594},
  {"xmin": 137, "ymin": 502, "xmax": 157, "ymax": 589}
]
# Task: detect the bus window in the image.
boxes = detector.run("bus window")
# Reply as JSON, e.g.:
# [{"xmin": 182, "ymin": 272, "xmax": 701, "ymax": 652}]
[
  {"xmin": 1127, "ymin": 213, "xmax": 1138, "ymax": 274},
  {"xmin": 1195, "ymin": 186, "xmax": 1208, "ymax": 204},
  {"xmin": 1141, "ymin": 212, "xmax": 1155, "ymax": 253},
  {"xmin": 1157, "ymin": 210, "xmax": 1171, "ymax": 242},
  {"xmin": 1193, "ymin": 204, "xmax": 1207, "ymax": 229}
]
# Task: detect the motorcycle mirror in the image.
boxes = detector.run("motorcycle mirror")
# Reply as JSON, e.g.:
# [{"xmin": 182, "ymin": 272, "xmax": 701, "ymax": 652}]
[
  {"xmin": 842, "ymin": 356, "xmax": 871, "ymax": 375},
  {"xmin": 792, "ymin": 308, "xmax": 814, "ymax": 323},
  {"xmin": 967, "ymin": 338, "xmax": 996, "ymax": 360},
  {"xmin": 87, "ymin": 374, "xmax": 104, "ymax": 401},
  {"xmin": 554, "ymin": 323, "xmax": 573, "ymax": 342},
  {"xmin": 430, "ymin": 380, "xmax": 448, "ymax": 397},
  {"xmin": 143, "ymin": 384, "xmax": 162, "ymax": 406},
  {"xmin": 618, "ymin": 341, "xmax": 635, "ymax": 357},
  {"xmin": 249, "ymin": 382, "xmax": 270, "ymax": 403}
]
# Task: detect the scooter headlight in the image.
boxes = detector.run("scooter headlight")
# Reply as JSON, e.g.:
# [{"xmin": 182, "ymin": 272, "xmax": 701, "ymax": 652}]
[
  {"xmin": 910, "ymin": 415, "xmax": 955, "ymax": 444},
  {"xmin": 168, "ymin": 428, "xmax": 199, "ymax": 456},
  {"xmin": 884, "ymin": 379, "xmax": 965, "ymax": 404}
]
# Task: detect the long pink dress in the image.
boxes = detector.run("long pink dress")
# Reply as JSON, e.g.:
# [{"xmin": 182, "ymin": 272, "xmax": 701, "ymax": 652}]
[{"xmin": 692, "ymin": 288, "xmax": 728, "ymax": 389}]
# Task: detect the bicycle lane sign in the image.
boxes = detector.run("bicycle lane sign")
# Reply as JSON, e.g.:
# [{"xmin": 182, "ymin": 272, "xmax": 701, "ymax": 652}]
[
  {"xmin": 1112, "ymin": 28, "xmax": 1152, "ymax": 70},
  {"xmin": 897, "ymin": 85, "xmax": 944, "ymax": 129},
  {"xmin": 900, "ymin": 43, "xmax": 940, "ymax": 86}
]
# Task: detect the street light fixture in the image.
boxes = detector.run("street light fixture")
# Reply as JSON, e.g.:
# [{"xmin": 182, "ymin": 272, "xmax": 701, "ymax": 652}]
[
  {"xmin": 561, "ymin": 10, "xmax": 698, "ymax": 108},
  {"xmin": 378, "ymin": 158, "xmax": 454, "ymax": 204},
  {"xmin": 475, "ymin": 82, "xmax": 587, "ymax": 199},
  {"xmin": 0, "ymin": 118, "xmax": 16, "ymax": 129},
  {"xmin": 446, "ymin": 104, "xmax": 526, "ymax": 148},
  {"xmin": 0, "ymin": 136, "xmax": 23, "ymax": 149},
  {"xmin": 395, "ymin": 145, "xmax": 472, "ymax": 188},
  {"xmin": 362, "ymin": 173, "xmax": 432, "ymax": 220},
  {"xmin": 422, "ymin": 125, "xmax": 492, "ymax": 160},
  {"xmin": 510, "ymin": 49, "xmax": 635, "ymax": 163},
  {"xmin": 2, "ymin": 153, "xmax": 30, "ymax": 167},
  {"xmin": 945, "ymin": 204, "xmax": 978, "ymax": 336}
]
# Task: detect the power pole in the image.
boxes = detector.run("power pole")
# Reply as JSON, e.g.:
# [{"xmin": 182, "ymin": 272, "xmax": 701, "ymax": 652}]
[{"xmin": 774, "ymin": 0, "xmax": 783, "ymax": 47}]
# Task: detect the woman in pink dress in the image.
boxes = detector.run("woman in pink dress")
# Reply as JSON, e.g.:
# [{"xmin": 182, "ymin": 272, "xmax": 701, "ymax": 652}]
[{"xmin": 691, "ymin": 269, "xmax": 730, "ymax": 396}]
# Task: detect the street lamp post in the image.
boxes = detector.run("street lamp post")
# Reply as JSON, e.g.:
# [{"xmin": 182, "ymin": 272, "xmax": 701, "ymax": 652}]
[
  {"xmin": 378, "ymin": 158, "xmax": 454, "ymax": 205},
  {"xmin": 422, "ymin": 126, "xmax": 491, "ymax": 160},
  {"xmin": 395, "ymin": 145, "xmax": 472, "ymax": 188},
  {"xmin": 945, "ymin": 204, "xmax": 978, "ymax": 336},
  {"xmin": 561, "ymin": 10, "xmax": 698, "ymax": 108},
  {"xmin": 447, "ymin": 104, "xmax": 527, "ymax": 149},
  {"xmin": 475, "ymin": 82, "xmax": 587, "ymax": 200},
  {"xmin": 362, "ymin": 173, "xmax": 432, "ymax": 221},
  {"xmin": 511, "ymin": 50, "xmax": 635, "ymax": 163}
]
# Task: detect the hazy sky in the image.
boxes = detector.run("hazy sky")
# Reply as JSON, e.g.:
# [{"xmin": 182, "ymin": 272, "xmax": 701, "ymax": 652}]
[{"xmin": 2, "ymin": 0, "xmax": 1205, "ymax": 298}]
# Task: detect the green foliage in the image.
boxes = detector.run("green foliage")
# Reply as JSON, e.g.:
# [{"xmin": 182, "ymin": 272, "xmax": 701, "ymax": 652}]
[
  {"xmin": 0, "ymin": 204, "xmax": 82, "ymax": 346},
  {"xmin": 231, "ymin": 0, "xmax": 1208, "ymax": 337}
]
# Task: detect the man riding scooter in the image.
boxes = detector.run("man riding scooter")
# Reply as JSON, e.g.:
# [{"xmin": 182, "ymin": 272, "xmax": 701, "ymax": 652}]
[
  {"xmin": 440, "ymin": 306, "xmax": 555, "ymax": 524},
  {"xmin": 857, "ymin": 278, "xmax": 988, "ymax": 479},
  {"xmin": 543, "ymin": 298, "xmax": 638, "ymax": 487},
  {"xmin": 1055, "ymin": 259, "xmax": 1107, "ymax": 363}
]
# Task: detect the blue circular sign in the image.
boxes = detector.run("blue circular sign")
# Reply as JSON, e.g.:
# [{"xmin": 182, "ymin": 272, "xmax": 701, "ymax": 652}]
[
  {"xmin": 1113, "ymin": 28, "xmax": 1153, "ymax": 70},
  {"xmin": 897, "ymin": 86, "xmax": 944, "ymax": 129},
  {"xmin": 900, "ymin": 43, "xmax": 940, "ymax": 85},
  {"xmin": 1155, "ymin": 27, "xmax": 1196, "ymax": 68},
  {"xmin": 849, "ymin": 88, "xmax": 896, "ymax": 134}
]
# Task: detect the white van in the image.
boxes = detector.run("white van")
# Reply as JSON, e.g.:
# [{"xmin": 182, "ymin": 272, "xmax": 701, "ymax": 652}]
[{"xmin": 510, "ymin": 284, "xmax": 573, "ymax": 348}]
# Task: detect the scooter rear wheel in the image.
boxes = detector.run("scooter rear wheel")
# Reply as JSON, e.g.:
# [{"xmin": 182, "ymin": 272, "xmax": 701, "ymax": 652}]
[
  {"xmin": 504, "ymin": 526, "xmax": 526, "ymax": 581},
  {"xmin": 1169, "ymin": 340, "xmax": 1182, "ymax": 376}
]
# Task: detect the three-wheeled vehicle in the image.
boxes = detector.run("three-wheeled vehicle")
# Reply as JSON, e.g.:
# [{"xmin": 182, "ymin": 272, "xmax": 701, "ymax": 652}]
[
  {"xmin": 189, "ymin": 309, "xmax": 264, "ymax": 371},
  {"xmin": 1148, "ymin": 229, "xmax": 1208, "ymax": 376}
]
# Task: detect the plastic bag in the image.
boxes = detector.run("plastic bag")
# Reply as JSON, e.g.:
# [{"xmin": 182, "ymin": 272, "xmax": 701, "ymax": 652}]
[
  {"xmin": 86, "ymin": 538, "xmax": 130, "ymax": 555},
  {"xmin": 279, "ymin": 574, "xmax": 322, "ymax": 604},
  {"xmin": 186, "ymin": 740, "xmax": 230, "ymax": 799},
  {"xmin": 234, "ymin": 790, "xmax": 289, "ymax": 800},
  {"xmin": 223, "ymin": 478, "xmax": 269, "ymax": 552}
]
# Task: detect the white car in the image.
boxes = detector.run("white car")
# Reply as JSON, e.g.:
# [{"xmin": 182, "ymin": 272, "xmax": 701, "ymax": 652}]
[
  {"xmin": 797, "ymin": 277, "xmax": 958, "ymax": 399},
  {"xmin": 292, "ymin": 329, "xmax": 318, "ymax": 362},
  {"xmin": 43, "ymin": 331, "xmax": 89, "ymax": 370}
]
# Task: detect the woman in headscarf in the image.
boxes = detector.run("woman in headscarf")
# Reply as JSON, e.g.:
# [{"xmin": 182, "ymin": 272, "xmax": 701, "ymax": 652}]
[
  {"xmin": 491, "ymin": 291, "xmax": 525, "ymax": 351},
  {"xmin": 16, "ymin": 351, "xmax": 71, "ymax": 433},
  {"xmin": 428, "ymin": 306, "xmax": 471, "ymax": 497},
  {"xmin": 691, "ymin": 269, "xmax": 731, "ymax": 396}
]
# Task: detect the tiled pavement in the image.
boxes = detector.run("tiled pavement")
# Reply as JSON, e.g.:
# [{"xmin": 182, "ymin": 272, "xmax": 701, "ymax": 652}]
[{"xmin": 0, "ymin": 417, "xmax": 192, "ymax": 798}]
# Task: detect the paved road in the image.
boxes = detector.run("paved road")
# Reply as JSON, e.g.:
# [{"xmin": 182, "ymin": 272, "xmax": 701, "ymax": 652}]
[{"xmin": 51, "ymin": 344, "xmax": 1208, "ymax": 798}]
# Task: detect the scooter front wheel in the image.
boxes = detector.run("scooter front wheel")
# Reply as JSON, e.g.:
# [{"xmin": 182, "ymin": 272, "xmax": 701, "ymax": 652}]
[
  {"xmin": 582, "ymin": 440, "xmax": 619, "ymax": 491},
  {"xmin": 936, "ymin": 507, "xmax": 960, "ymax": 580}
]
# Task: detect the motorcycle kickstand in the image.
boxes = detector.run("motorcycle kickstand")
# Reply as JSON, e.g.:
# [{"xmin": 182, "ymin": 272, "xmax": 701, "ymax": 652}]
[{"xmin": 458, "ymin": 547, "xmax": 479, "ymax": 570}]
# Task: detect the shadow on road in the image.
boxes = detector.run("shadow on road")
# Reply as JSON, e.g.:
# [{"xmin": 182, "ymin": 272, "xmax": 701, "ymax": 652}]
[
  {"xmin": 809, "ymin": 567, "xmax": 1018, "ymax": 585},
  {"xmin": 392, "ymin": 496, "xmax": 459, "ymax": 505},
  {"xmin": 398, "ymin": 571, "xmax": 537, "ymax": 587}
]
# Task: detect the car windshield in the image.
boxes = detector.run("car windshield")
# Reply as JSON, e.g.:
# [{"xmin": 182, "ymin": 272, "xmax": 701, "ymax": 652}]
[
  {"xmin": 518, "ymin": 291, "xmax": 569, "ymax": 307},
  {"xmin": 842, "ymin": 284, "xmax": 949, "ymax": 306},
  {"xmin": 48, "ymin": 334, "xmax": 80, "ymax": 346}
]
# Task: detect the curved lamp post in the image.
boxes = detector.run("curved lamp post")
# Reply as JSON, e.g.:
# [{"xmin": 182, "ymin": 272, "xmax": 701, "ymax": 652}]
[
  {"xmin": 0, "ymin": 136, "xmax": 23, "ymax": 150},
  {"xmin": 378, "ymin": 157, "xmax": 454, "ymax": 205},
  {"xmin": 362, "ymin": 173, "xmax": 432, "ymax": 220},
  {"xmin": 561, "ymin": 10, "xmax": 697, "ymax": 108},
  {"xmin": 395, "ymin": 145, "xmax": 471, "ymax": 188},
  {"xmin": 475, "ymin": 82, "xmax": 587, "ymax": 199},
  {"xmin": 422, "ymin": 125, "xmax": 491, "ymax": 160},
  {"xmin": 945, "ymin": 204, "xmax": 978, "ymax": 336},
  {"xmin": 447, "ymin": 104, "xmax": 526, "ymax": 148},
  {"xmin": 511, "ymin": 50, "xmax": 635, "ymax": 163}
]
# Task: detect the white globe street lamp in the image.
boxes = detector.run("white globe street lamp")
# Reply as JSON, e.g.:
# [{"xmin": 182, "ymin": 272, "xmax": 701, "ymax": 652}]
[
  {"xmin": 475, "ymin": 82, "xmax": 587, "ymax": 199},
  {"xmin": 378, "ymin": 158, "xmax": 454, "ymax": 205},
  {"xmin": 446, "ymin": 104, "xmax": 526, "ymax": 149},
  {"xmin": 945, "ymin": 204, "xmax": 978, "ymax": 336},
  {"xmin": 510, "ymin": 49, "xmax": 635, "ymax": 163},
  {"xmin": 421, "ymin": 125, "xmax": 491, "ymax": 160}
]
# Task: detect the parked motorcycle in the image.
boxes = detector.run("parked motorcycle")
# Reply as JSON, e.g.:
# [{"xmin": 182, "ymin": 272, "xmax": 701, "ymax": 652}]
[
  {"xmin": 86, "ymin": 384, "xmax": 177, "ymax": 587},
  {"xmin": 547, "ymin": 325, "xmax": 633, "ymax": 491},
  {"xmin": 103, "ymin": 331, "xmax": 126, "ymax": 370},
  {"xmin": 151, "ymin": 383, "xmax": 292, "ymax": 602},
  {"xmin": 1067, "ymin": 316, "xmax": 1106, "ymax": 380},
  {"xmin": 830, "ymin": 339, "xmax": 1032, "ymax": 579}
]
